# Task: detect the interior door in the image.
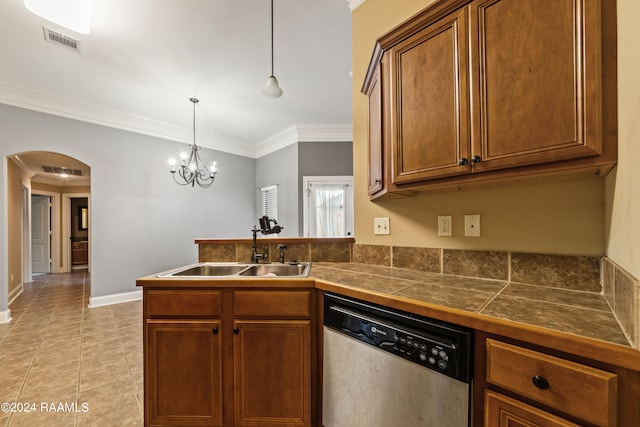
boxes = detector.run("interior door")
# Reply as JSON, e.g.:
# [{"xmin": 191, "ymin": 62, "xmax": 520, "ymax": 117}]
[
  {"xmin": 31, "ymin": 195, "xmax": 51, "ymax": 273},
  {"xmin": 303, "ymin": 176, "xmax": 354, "ymax": 237}
]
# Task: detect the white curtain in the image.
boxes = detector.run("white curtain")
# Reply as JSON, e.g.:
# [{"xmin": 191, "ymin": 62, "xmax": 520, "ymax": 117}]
[{"xmin": 310, "ymin": 184, "xmax": 345, "ymax": 237}]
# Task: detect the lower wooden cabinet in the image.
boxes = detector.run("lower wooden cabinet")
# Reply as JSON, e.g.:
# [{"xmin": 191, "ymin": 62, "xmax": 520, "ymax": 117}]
[
  {"xmin": 142, "ymin": 287, "xmax": 314, "ymax": 427},
  {"xmin": 234, "ymin": 320, "xmax": 311, "ymax": 427},
  {"xmin": 485, "ymin": 391, "xmax": 580, "ymax": 427},
  {"xmin": 146, "ymin": 320, "xmax": 223, "ymax": 427}
]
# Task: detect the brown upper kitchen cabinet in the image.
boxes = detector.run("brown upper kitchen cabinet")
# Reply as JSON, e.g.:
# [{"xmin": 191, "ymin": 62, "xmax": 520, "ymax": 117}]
[
  {"xmin": 362, "ymin": 0, "xmax": 616, "ymax": 198},
  {"xmin": 389, "ymin": 7, "xmax": 471, "ymax": 184},
  {"xmin": 366, "ymin": 58, "xmax": 384, "ymax": 196}
]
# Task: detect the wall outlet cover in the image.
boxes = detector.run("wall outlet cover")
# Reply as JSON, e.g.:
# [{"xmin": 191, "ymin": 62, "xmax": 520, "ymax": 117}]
[
  {"xmin": 374, "ymin": 217, "xmax": 390, "ymax": 235},
  {"xmin": 437, "ymin": 216, "xmax": 452, "ymax": 236},
  {"xmin": 464, "ymin": 214, "xmax": 481, "ymax": 237}
]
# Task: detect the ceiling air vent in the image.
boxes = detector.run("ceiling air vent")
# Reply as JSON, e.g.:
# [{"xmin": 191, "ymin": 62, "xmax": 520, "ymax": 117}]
[
  {"xmin": 42, "ymin": 26, "xmax": 80, "ymax": 52},
  {"xmin": 41, "ymin": 166, "xmax": 84, "ymax": 176}
]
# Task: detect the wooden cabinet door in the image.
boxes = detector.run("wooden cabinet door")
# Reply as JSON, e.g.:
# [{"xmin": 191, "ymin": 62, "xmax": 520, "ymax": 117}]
[
  {"xmin": 389, "ymin": 7, "xmax": 471, "ymax": 183},
  {"xmin": 485, "ymin": 391, "xmax": 581, "ymax": 427},
  {"xmin": 233, "ymin": 320, "xmax": 311, "ymax": 427},
  {"xmin": 469, "ymin": 0, "xmax": 602, "ymax": 173},
  {"xmin": 366, "ymin": 62, "xmax": 384, "ymax": 196},
  {"xmin": 146, "ymin": 320, "xmax": 223, "ymax": 427}
]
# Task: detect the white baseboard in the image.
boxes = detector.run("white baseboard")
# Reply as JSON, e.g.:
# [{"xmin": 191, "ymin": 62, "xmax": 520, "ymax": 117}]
[
  {"xmin": 8, "ymin": 283, "xmax": 24, "ymax": 305},
  {"xmin": 0, "ymin": 309, "xmax": 12, "ymax": 324},
  {"xmin": 88, "ymin": 290, "xmax": 142, "ymax": 308}
]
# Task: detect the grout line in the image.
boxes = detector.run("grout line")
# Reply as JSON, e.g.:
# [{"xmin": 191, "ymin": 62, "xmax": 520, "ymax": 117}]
[
  {"xmin": 73, "ymin": 271, "xmax": 89, "ymax": 427},
  {"xmin": 9, "ymin": 283, "xmax": 47, "ymax": 427},
  {"xmin": 116, "ymin": 307, "xmax": 145, "ymax": 420},
  {"xmin": 476, "ymin": 282, "xmax": 510, "ymax": 313}
]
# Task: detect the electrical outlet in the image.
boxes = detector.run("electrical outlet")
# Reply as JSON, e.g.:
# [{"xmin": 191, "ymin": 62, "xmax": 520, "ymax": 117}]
[
  {"xmin": 464, "ymin": 214, "xmax": 481, "ymax": 237},
  {"xmin": 437, "ymin": 216, "xmax": 452, "ymax": 236},
  {"xmin": 374, "ymin": 217, "xmax": 390, "ymax": 235}
]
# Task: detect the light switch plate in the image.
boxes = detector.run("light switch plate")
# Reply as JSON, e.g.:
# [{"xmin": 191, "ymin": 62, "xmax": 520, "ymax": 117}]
[
  {"xmin": 464, "ymin": 214, "xmax": 480, "ymax": 237},
  {"xmin": 437, "ymin": 216, "xmax": 452, "ymax": 236},
  {"xmin": 374, "ymin": 217, "xmax": 390, "ymax": 235}
]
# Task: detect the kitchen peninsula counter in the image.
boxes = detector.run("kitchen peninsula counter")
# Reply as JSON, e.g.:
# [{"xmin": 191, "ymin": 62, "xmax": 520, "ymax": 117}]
[
  {"xmin": 311, "ymin": 262, "xmax": 640, "ymax": 370},
  {"xmin": 138, "ymin": 259, "xmax": 640, "ymax": 426}
]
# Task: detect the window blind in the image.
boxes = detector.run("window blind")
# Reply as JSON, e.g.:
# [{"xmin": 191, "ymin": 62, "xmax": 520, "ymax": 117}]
[{"xmin": 260, "ymin": 184, "xmax": 278, "ymax": 220}]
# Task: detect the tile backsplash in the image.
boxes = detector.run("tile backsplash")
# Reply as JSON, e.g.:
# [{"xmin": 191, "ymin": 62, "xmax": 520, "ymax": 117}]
[
  {"xmin": 353, "ymin": 244, "xmax": 603, "ymax": 292},
  {"xmin": 197, "ymin": 239, "xmax": 639, "ymax": 348},
  {"xmin": 602, "ymin": 258, "xmax": 639, "ymax": 348}
]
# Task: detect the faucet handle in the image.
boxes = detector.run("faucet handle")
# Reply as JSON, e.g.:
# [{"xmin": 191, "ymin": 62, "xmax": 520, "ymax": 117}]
[{"xmin": 278, "ymin": 243, "xmax": 287, "ymax": 263}]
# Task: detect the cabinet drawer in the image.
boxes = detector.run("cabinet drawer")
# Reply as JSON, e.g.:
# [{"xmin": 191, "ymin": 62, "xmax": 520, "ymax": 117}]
[
  {"xmin": 145, "ymin": 290, "xmax": 222, "ymax": 316},
  {"xmin": 234, "ymin": 290, "xmax": 311, "ymax": 317},
  {"xmin": 486, "ymin": 339, "xmax": 617, "ymax": 426},
  {"xmin": 485, "ymin": 390, "xmax": 580, "ymax": 427}
]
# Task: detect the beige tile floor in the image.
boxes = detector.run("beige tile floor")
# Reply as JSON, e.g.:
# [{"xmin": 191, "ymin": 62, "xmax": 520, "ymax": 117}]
[{"xmin": 0, "ymin": 272, "xmax": 143, "ymax": 426}]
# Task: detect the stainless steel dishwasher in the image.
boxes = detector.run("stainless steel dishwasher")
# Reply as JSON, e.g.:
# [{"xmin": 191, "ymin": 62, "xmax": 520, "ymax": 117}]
[{"xmin": 323, "ymin": 293, "xmax": 473, "ymax": 427}]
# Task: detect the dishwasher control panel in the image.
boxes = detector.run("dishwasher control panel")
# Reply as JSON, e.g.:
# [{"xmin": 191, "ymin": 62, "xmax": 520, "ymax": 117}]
[{"xmin": 324, "ymin": 293, "xmax": 472, "ymax": 382}]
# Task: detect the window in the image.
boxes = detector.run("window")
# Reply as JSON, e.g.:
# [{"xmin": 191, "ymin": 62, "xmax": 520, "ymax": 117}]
[
  {"xmin": 260, "ymin": 184, "xmax": 278, "ymax": 220},
  {"xmin": 303, "ymin": 176, "xmax": 353, "ymax": 237}
]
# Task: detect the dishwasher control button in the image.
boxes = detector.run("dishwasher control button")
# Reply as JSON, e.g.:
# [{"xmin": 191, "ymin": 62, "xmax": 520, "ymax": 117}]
[
  {"xmin": 437, "ymin": 360, "xmax": 447, "ymax": 370},
  {"xmin": 413, "ymin": 342, "xmax": 420, "ymax": 349},
  {"xmin": 439, "ymin": 350, "xmax": 448, "ymax": 360},
  {"xmin": 420, "ymin": 344, "xmax": 427, "ymax": 351},
  {"xmin": 428, "ymin": 357, "xmax": 436, "ymax": 365},
  {"xmin": 431, "ymin": 348, "xmax": 439, "ymax": 356},
  {"xmin": 399, "ymin": 337, "xmax": 406, "ymax": 344},
  {"xmin": 419, "ymin": 353, "xmax": 427, "ymax": 361}
]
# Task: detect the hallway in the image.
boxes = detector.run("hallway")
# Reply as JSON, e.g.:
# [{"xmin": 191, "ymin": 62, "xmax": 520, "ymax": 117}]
[{"xmin": 0, "ymin": 272, "xmax": 143, "ymax": 426}]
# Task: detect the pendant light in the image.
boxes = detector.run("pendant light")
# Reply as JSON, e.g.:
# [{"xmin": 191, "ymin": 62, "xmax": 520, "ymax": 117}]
[
  {"xmin": 168, "ymin": 98, "xmax": 218, "ymax": 188},
  {"xmin": 262, "ymin": 0, "xmax": 283, "ymax": 98}
]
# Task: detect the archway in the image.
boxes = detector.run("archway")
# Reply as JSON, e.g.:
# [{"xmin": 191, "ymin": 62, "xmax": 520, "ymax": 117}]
[{"xmin": 7, "ymin": 151, "xmax": 91, "ymax": 304}]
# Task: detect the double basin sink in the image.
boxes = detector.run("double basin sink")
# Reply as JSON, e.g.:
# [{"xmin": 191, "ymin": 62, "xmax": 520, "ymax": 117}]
[{"xmin": 157, "ymin": 262, "xmax": 311, "ymax": 278}]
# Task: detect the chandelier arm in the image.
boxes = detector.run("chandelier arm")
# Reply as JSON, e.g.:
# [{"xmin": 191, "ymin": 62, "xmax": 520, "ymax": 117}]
[{"xmin": 174, "ymin": 167, "xmax": 191, "ymax": 185}]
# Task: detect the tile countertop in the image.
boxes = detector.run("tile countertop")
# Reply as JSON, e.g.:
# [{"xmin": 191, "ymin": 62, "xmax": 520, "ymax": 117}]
[{"xmin": 311, "ymin": 263, "xmax": 635, "ymax": 358}]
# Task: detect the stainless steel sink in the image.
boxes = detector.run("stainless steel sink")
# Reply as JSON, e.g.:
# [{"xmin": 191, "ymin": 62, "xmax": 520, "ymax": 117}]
[
  {"xmin": 157, "ymin": 262, "xmax": 311, "ymax": 278},
  {"xmin": 168, "ymin": 264, "xmax": 248, "ymax": 276},
  {"xmin": 238, "ymin": 263, "xmax": 310, "ymax": 277}
]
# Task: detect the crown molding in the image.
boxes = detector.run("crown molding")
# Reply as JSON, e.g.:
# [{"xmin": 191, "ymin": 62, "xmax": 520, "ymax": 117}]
[
  {"xmin": 0, "ymin": 82, "xmax": 353, "ymax": 159},
  {"xmin": 10, "ymin": 155, "xmax": 36, "ymax": 177},
  {"xmin": 0, "ymin": 80, "xmax": 352, "ymax": 160},
  {"xmin": 0, "ymin": 80, "xmax": 257, "ymax": 158},
  {"xmin": 255, "ymin": 124, "xmax": 353, "ymax": 158},
  {"xmin": 348, "ymin": 0, "xmax": 366, "ymax": 12}
]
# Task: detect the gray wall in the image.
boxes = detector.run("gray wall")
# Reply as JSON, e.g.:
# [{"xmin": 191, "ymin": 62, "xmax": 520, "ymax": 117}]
[
  {"xmin": 0, "ymin": 104, "xmax": 256, "ymax": 309},
  {"xmin": 255, "ymin": 143, "xmax": 298, "ymax": 237},
  {"xmin": 298, "ymin": 141, "xmax": 353, "ymax": 177},
  {"xmin": 255, "ymin": 141, "xmax": 354, "ymax": 237},
  {"xmin": 298, "ymin": 141, "xmax": 353, "ymax": 235}
]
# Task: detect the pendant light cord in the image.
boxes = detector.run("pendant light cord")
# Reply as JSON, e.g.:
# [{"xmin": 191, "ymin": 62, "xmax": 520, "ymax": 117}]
[{"xmin": 270, "ymin": 0, "xmax": 274, "ymax": 76}]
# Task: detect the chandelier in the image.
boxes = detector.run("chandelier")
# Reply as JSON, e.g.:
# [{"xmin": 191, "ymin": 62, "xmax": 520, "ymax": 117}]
[{"xmin": 169, "ymin": 98, "xmax": 218, "ymax": 188}]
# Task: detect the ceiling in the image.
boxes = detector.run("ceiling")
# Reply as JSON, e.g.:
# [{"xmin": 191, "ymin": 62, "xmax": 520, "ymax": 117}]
[{"xmin": 0, "ymin": 0, "xmax": 355, "ymax": 161}]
